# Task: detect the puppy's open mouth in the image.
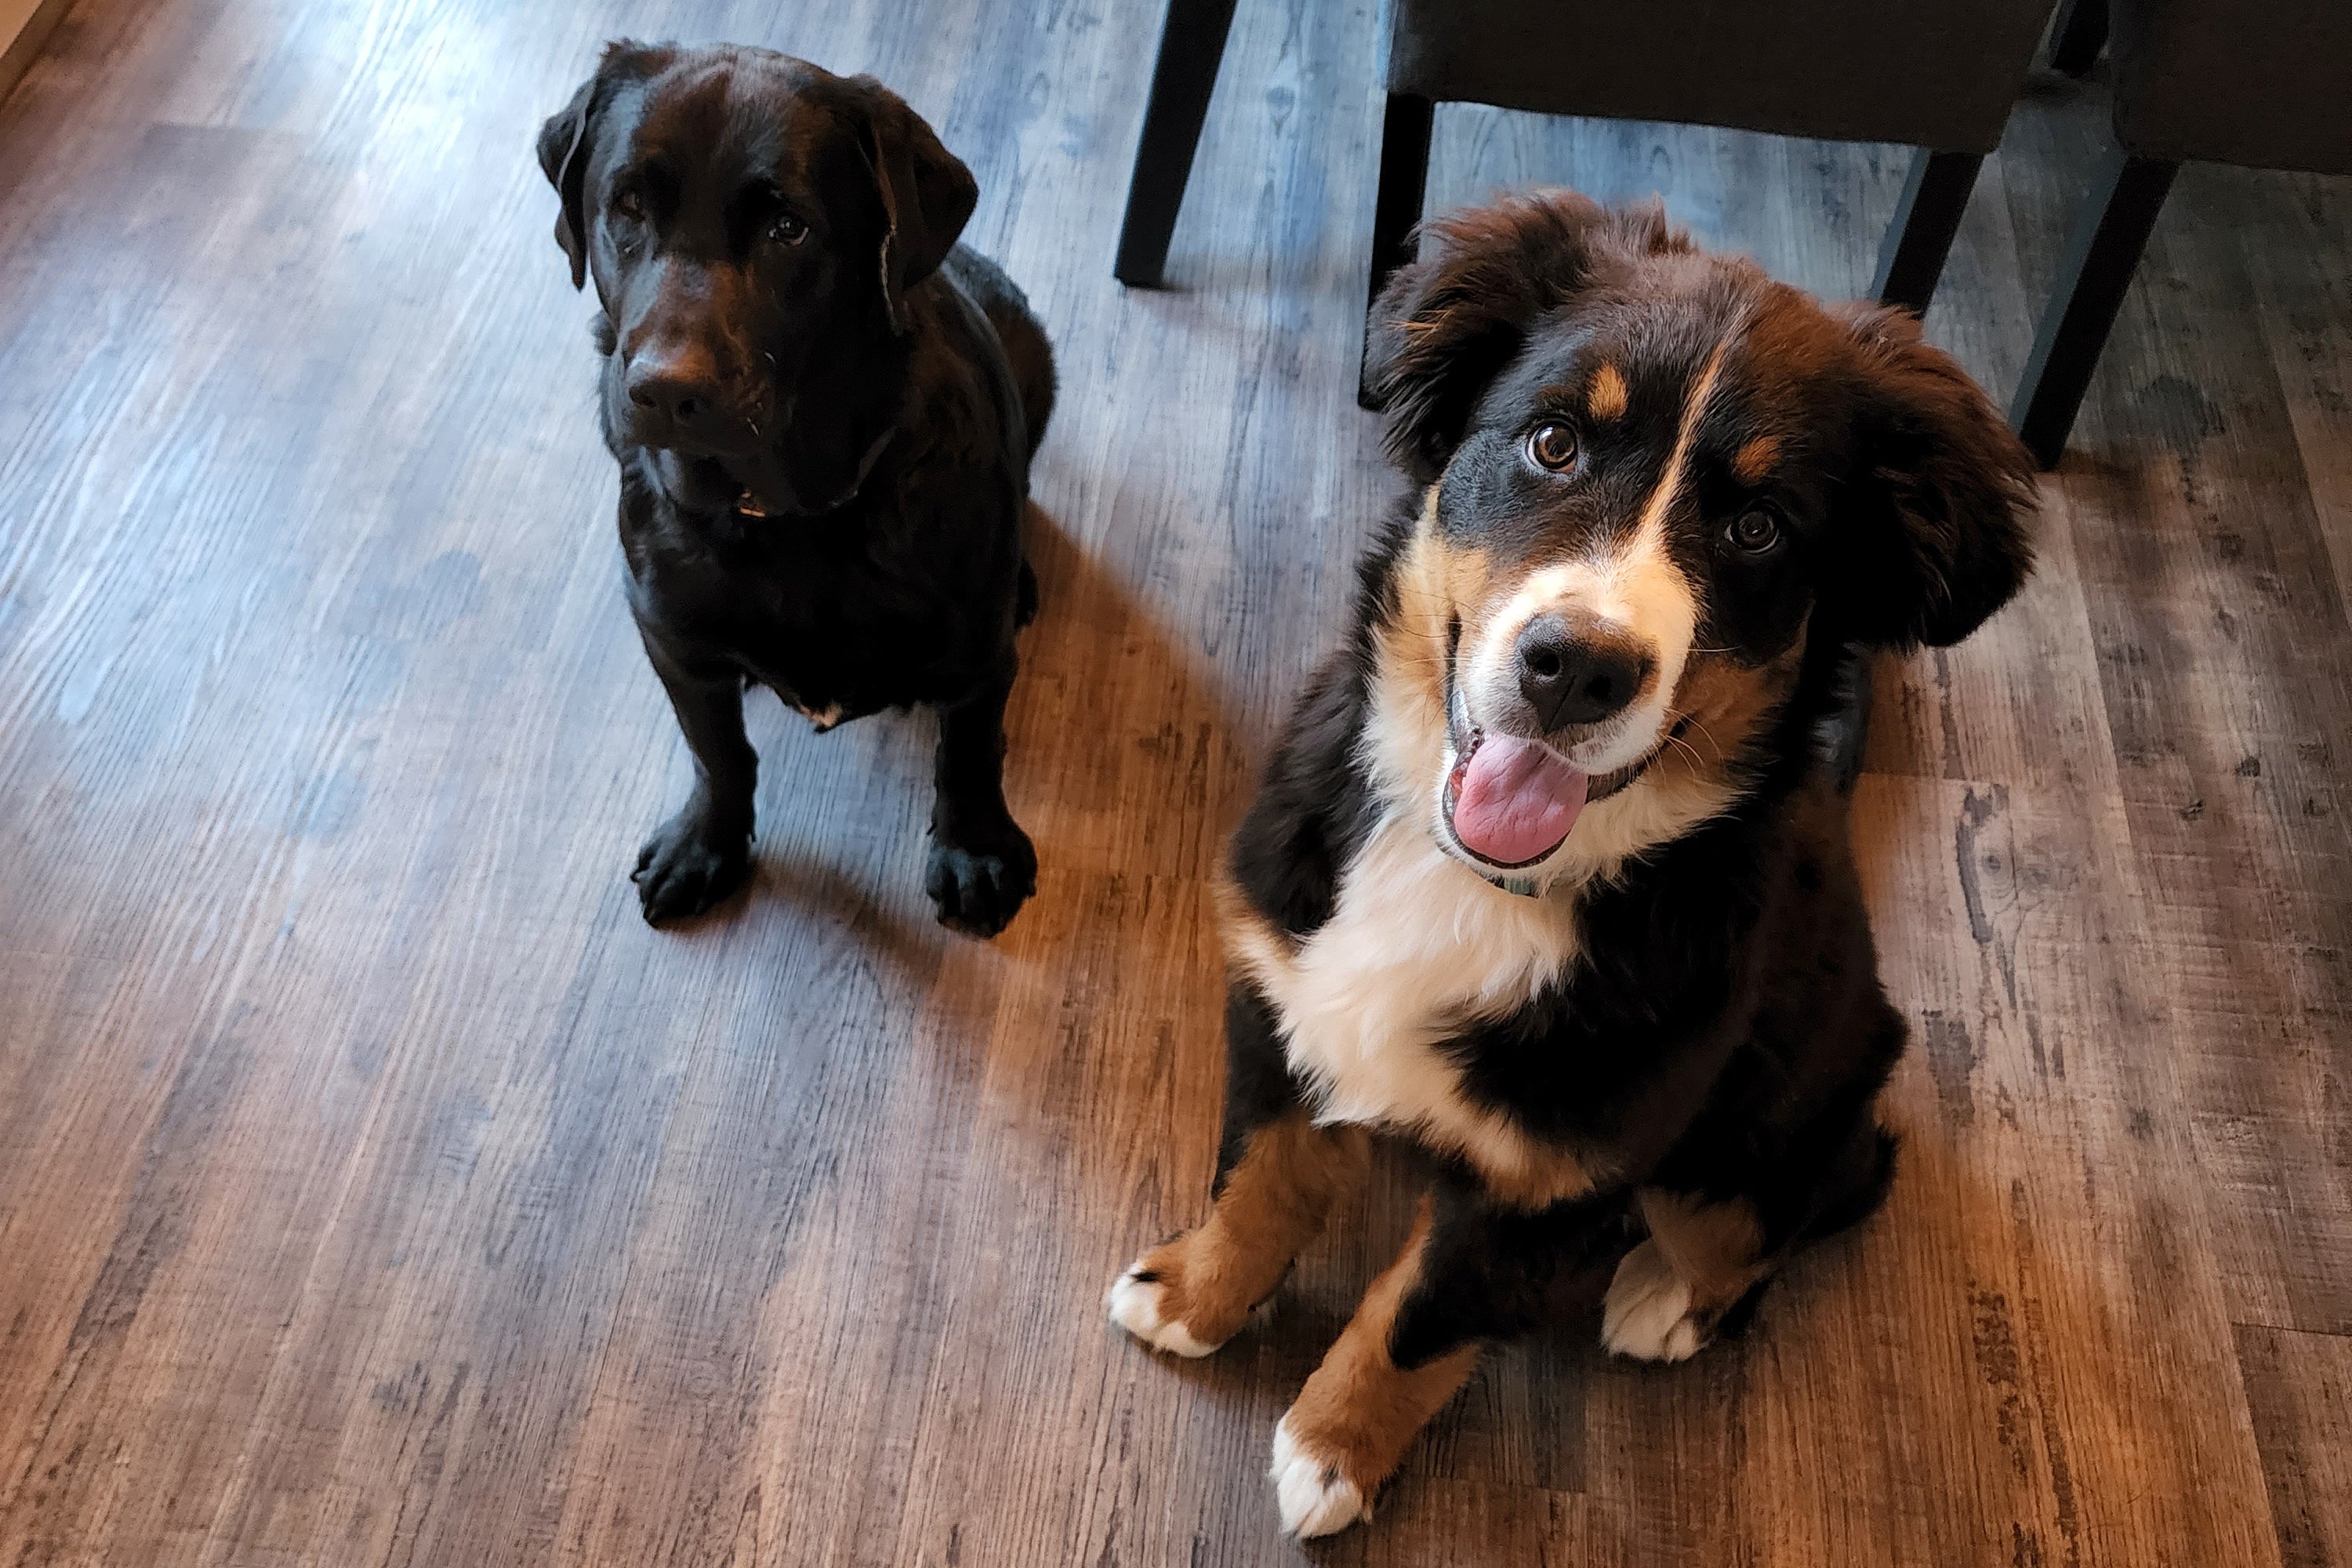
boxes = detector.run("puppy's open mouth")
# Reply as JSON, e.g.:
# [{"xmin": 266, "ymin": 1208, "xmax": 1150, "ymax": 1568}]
[
  {"xmin": 1440, "ymin": 682, "xmax": 1687, "ymax": 871},
  {"xmin": 1443, "ymin": 687, "xmax": 1589, "ymax": 869}
]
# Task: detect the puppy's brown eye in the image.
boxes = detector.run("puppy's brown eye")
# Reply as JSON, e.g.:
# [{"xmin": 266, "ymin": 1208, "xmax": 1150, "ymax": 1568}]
[
  {"xmin": 1729, "ymin": 506, "xmax": 1781, "ymax": 554},
  {"xmin": 1526, "ymin": 422, "xmax": 1578, "ymax": 472},
  {"xmin": 612, "ymin": 189, "xmax": 647, "ymax": 223},
  {"xmin": 768, "ymin": 212, "xmax": 808, "ymax": 245}
]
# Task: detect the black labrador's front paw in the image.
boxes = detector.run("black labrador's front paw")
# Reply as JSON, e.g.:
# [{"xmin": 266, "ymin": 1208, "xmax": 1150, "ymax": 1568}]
[
  {"xmin": 632, "ymin": 808, "xmax": 751, "ymax": 925},
  {"xmin": 925, "ymin": 815, "xmax": 1037, "ymax": 938}
]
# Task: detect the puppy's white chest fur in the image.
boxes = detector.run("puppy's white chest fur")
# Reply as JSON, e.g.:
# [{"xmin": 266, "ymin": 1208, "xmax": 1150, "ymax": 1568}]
[{"xmin": 1250, "ymin": 815, "xmax": 1582, "ymax": 1152}]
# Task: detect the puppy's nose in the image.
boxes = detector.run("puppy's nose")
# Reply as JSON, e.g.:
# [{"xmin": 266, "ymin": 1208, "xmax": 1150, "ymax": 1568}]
[
  {"xmin": 1515, "ymin": 615, "xmax": 1653, "ymax": 729},
  {"xmin": 624, "ymin": 345, "xmax": 722, "ymax": 437}
]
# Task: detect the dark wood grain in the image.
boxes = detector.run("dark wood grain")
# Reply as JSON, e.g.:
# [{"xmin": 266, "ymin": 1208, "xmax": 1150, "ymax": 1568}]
[
  {"xmin": 0, "ymin": 5, "xmax": 2346, "ymax": 1564},
  {"xmin": 2236, "ymin": 1324, "xmax": 2352, "ymax": 1568}
]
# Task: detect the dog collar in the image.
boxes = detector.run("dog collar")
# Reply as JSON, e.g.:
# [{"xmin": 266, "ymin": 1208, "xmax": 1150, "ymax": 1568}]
[{"xmin": 732, "ymin": 426, "xmax": 898, "ymax": 520}]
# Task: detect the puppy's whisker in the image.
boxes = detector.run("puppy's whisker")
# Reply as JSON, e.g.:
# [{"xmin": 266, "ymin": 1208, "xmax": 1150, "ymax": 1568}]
[
  {"xmin": 1664, "ymin": 706, "xmax": 1727, "ymax": 764},
  {"xmin": 1686, "ymin": 717, "xmax": 1727, "ymax": 762},
  {"xmin": 1664, "ymin": 731, "xmax": 1708, "ymax": 772}
]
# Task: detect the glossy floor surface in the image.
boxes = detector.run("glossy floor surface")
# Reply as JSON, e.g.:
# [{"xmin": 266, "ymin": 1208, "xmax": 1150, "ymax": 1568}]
[{"xmin": 0, "ymin": 0, "xmax": 2347, "ymax": 1562}]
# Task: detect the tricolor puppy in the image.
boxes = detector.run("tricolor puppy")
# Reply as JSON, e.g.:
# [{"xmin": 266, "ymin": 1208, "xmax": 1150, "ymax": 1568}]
[
  {"xmin": 538, "ymin": 43, "xmax": 1053, "ymax": 936},
  {"xmin": 1106, "ymin": 191, "xmax": 2034, "ymax": 1536}
]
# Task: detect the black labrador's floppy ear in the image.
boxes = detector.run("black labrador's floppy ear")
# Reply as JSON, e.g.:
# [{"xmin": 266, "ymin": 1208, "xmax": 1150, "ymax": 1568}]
[
  {"xmin": 1824, "ymin": 304, "xmax": 2038, "ymax": 650},
  {"xmin": 1367, "ymin": 191, "xmax": 1686, "ymax": 484},
  {"xmin": 536, "ymin": 41, "xmax": 669, "ymax": 291},
  {"xmin": 848, "ymin": 76, "xmax": 977, "ymax": 335}
]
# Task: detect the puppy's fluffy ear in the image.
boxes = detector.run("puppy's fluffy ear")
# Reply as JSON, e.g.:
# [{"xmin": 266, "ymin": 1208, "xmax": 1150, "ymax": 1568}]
[
  {"xmin": 1825, "ymin": 305, "xmax": 2038, "ymax": 649},
  {"xmin": 1367, "ymin": 191, "xmax": 1682, "ymax": 483},
  {"xmin": 536, "ymin": 41, "xmax": 670, "ymax": 291},
  {"xmin": 848, "ymin": 78, "xmax": 977, "ymax": 335}
]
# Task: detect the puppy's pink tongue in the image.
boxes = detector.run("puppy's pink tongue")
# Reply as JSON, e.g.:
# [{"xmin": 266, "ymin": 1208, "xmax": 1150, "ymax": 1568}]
[{"xmin": 1451, "ymin": 737, "xmax": 1588, "ymax": 866}]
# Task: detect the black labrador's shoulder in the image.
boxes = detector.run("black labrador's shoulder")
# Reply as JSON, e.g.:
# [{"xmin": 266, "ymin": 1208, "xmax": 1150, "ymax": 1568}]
[{"xmin": 940, "ymin": 245, "xmax": 1055, "ymax": 463}]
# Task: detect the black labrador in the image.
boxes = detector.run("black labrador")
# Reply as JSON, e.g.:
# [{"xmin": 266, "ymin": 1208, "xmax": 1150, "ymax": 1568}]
[{"xmin": 537, "ymin": 42, "xmax": 1054, "ymax": 936}]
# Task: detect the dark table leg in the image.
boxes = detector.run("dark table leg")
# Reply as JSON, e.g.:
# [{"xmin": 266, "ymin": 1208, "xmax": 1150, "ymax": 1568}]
[
  {"xmin": 1113, "ymin": 0, "xmax": 1241, "ymax": 287},
  {"xmin": 1359, "ymin": 92, "xmax": 1434, "ymax": 409},
  {"xmin": 2010, "ymin": 147, "xmax": 2180, "ymax": 469},
  {"xmin": 2048, "ymin": 0, "xmax": 2108, "ymax": 77},
  {"xmin": 1871, "ymin": 149, "xmax": 1984, "ymax": 318}
]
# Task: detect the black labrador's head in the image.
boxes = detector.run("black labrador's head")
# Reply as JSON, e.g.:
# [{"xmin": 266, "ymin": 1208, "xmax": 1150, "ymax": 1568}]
[
  {"xmin": 537, "ymin": 42, "xmax": 976, "ymax": 517},
  {"xmin": 1363, "ymin": 191, "xmax": 2035, "ymax": 873}
]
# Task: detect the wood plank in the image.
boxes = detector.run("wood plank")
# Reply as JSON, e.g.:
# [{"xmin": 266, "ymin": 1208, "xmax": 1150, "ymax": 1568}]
[
  {"xmin": 2241, "ymin": 165, "xmax": 2352, "ymax": 679},
  {"xmin": 2235, "ymin": 1324, "xmax": 2352, "ymax": 1568}
]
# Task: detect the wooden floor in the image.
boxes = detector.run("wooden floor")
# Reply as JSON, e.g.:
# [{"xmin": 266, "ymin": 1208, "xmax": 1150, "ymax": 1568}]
[{"xmin": 1, "ymin": 0, "xmax": 2347, "ymax": 1561}]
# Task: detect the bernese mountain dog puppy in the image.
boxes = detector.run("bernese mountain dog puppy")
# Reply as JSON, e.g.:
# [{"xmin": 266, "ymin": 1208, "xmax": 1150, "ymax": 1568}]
[{"xmin": 1106, "ymin": 191, "xmax": 2036, "ymax": 1537}]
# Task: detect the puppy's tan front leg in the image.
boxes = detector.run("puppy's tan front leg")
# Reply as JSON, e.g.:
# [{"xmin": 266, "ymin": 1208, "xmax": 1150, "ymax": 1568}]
[
  {"xmin": 1109, "ymin": 982, "xmax": 1367, "ymax": 1356},
  {"xmin": 1108, "ymin": 1109, "xmax": 1367, "ymax": 1356},
  {"xmin": 1269, "ymin": 1179, "xmax": 1626, "ymax": 1537},
  {"xmin": 1267, "ymin": 1198, "xmax": 1480, "ymax": 1537}
]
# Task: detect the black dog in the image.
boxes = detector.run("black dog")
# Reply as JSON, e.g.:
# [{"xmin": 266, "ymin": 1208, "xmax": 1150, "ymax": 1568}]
[
  {"xmin": 1107, "ymin": 192, "xmax": 2035, "ymax": 1535},
  {"xmin": 537, "ymin": 42, "xmax": 1054, "ymax": 935}
]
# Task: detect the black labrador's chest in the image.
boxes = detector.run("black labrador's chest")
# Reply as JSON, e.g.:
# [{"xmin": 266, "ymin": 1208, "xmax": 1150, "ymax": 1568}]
[{"xmin": 618, "ymin": 469, "xmax": 1018, "ymax": 718}]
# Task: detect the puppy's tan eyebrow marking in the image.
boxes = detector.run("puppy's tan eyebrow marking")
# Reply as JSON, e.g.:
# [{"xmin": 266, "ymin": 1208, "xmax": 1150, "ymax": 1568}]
[
  {"xmin": 1733, "ymin": 435, "xmax": 1779, "ymax": 485},
  {"xmin": 1587, "ymin": 364, "xmax": 1629, "ymax": 421},
  {"xmin": 1632, "ymin": 340, "xmax": 1732, "ymax": 540}
]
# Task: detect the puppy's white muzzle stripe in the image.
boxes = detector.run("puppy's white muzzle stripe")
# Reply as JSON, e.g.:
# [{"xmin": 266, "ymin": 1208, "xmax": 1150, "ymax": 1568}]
[{"xmin": 1463, "ymin": 339, "xmax": 1729, "ymax": 788}]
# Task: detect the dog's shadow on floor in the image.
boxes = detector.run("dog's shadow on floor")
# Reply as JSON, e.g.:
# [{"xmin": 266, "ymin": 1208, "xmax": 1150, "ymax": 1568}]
[
  {"xmin": 653, "ymin": 494, "xmax": 1246, "ymax": 980},
  {"xmin": 632, "ymin": 741, "xmax": 942, "ymax": 983},
  {"xmin": 676, "ymin": 491, "xmax": 1256, "ymax": 1098}
]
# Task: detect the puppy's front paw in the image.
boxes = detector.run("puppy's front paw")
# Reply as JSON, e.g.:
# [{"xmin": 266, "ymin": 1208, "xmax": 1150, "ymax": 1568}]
[
  {"xmin": 925, "ymin": 816, "xmax": 1036, "ymax": 938},
  {"xmin": 1601, "ymin": 1239, "xmax": 1705, "ymax": 1363},
  {"xmin": 632, "ymin": 810, "xmax": 750, "ymax": 925},
  {"xmin": 1105, "ymin": 1262, "xmax": 1221, "ymax": 1358},
  {"xmin": 1269, "ymin": 1417, "xmax": 1371, "ymax": 1539}
]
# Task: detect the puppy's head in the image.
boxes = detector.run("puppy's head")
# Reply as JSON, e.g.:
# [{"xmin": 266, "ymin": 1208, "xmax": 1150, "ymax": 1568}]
[
  {"xmin": 537, "ymin": 43, "xmax": 975, "ymax": 516},
  {"xmin": 1367, "ymin": 191, "xmax": 2034, "ymax": 876}
]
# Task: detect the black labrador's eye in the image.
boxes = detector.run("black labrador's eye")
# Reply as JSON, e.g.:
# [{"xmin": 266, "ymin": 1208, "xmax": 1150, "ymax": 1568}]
[
  {"xmin": 1525, "ymin": 421, "xmax": 1579, "ymax": 473},
  {"xmin": 611, "ymin": 188, "xmax": 648, "ymax": 224},
  {"xmin": 767, "ymin": 211, "xmax": 809, "ymax": 246},
  {"xmin": 1728, "ymin": 506, "xmax": 1781, "ymax": 554}
]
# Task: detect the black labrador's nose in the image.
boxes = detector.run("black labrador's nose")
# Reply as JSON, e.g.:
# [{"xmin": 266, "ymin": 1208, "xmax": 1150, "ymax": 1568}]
[
  {"xmin": 624, "ymin": 345, "xmax": 722, "ymax": 441},
  {"xmin": 1515, "ymin": 614, "xmax": 1654, "ymax": 729}
]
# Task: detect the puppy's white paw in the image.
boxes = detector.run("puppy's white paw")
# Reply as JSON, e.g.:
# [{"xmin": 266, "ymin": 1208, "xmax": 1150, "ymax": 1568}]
[
  {"xmin": 1602, "ymin": 1240, "xmax": 1704, "ymax": 1363},
  {"xmin": 1105, "ymin": 1264, "xmax": 1219, "ymax": 1358},
  {"xmin": 1269, "ymin": 1417, "xmax": 1370, "ymax": 1538}
]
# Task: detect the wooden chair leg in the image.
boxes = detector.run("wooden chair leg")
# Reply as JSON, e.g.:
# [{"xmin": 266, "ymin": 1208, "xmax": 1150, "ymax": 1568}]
[
  {"xmin": 1358, "ymin": 93, "xmax": 1434, "ymax": 410},
  {"xmin": 1112, "ymin": 0, "xmax": 1241, "ymax": 286},
  {"xmin": 2047, "ymin": 0, "xmax": 2107, "ymax": 77},
  {"xmin": 2010, "ymin": 148, "xmax": 2179, "ymax": 469},
  {"xmin": 1871, "ymin": 150, "xmax": 1984, "ymax": 318}
]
